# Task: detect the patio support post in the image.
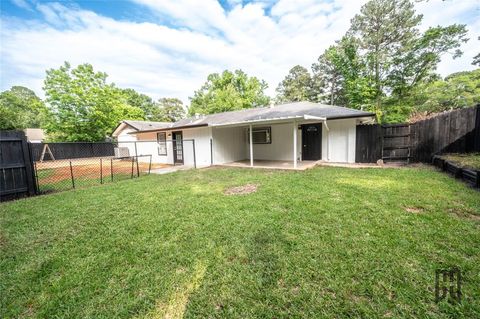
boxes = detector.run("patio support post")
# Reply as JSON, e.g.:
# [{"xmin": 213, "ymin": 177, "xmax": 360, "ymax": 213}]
[
  {"xmin": 293, "ymin": 120, "xmax": 297, "ymax": 169},
  {"xmin": 324, "ymin": 121, "xmax": 330, "ymax": 161},
  {"xmin": 249, "ymin": 124, "xmax": 253, "ymax": 167}
]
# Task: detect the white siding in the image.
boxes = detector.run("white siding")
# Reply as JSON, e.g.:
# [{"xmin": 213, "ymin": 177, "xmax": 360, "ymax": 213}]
[
  {"xmin": 136, "ymin": 132, "xmax": 173, "ymax": 164},
  {"xmin": 116, "ymin": 118, "xmax": 358, "ymax": 166},
  {"xmin": 117, "ymin": 127, "xmax": 138, "ymax": 160},
  {"xmin": 117, "ymin": 130, "xmax": 173, "ymax": 164},
  {"xmin": 117, "ymin": 127, "xmax": 213, "ymax": 166},
  {"xmin": 212, "ymin": 126, "xmax": 246, "ymax": 164},
  {"xmin": 248, "ymin": 123, "xmax": 301, "ymax": 161},
  {"xmin": 182, "ymin": 127, "xmax": 212, "ymax": 167},
  {"xmin": 117, "ymin": 127, "xmax": 137, "ymax": 142},
  {"xmin": 322, "ymin": 119, "xmax": 356, "ymax": 163}
]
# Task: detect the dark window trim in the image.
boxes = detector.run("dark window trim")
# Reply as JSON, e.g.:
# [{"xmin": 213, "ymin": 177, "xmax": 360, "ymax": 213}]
[
  {"xmin": 248, "ymin": 126, "xmax": 272, "ymax": 144},
  {"xmin": 157, "ymin": 132, "xmax": 167, "ymax": 156}
]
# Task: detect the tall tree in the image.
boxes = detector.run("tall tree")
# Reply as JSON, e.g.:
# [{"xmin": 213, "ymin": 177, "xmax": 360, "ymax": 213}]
[
  {"xmin": 275, "ymin": 65, "xmax": 315, "ymax": 103},
  {"xmin": 349, "ymin": 0, "xmax": 423, "ymax": 117},
  {"xmin": 189, "ymin": 70, "xmax": 270, "ymax": 115},
  {"xmin": 0, "ymin": 86, "xmax": 48, "ymax": 130},
  {"xmin": 44, "ymin": 62, "xmax": 144, "ymax": 141},
  {"xmin": 312, "ymin": 37, "xmax": 376, "ymax": 109},
  {"xmin": 473, "ymin": 37, "xmax": 480, "ymax": 66},
  {"xmin": 411, "ymin": 69, "xmax": 480, "ymax": 115},
  {"xmin": 154, "ymin": 98, "xmax": 186, "ymax": 122},
  {"xmin": 348, "ymin": 0, "xmax": 468, "ymax": 121},
  {"xmin": 122, "ymin": 88, "xmax": 157, "ymax": 120},
  {"xmin": 388, "ymin": 24, "xmax": 468, "ymax": 97},
  {"xmin": 312, "ymin": 48, "xmax": 343, "ymax": 106}
]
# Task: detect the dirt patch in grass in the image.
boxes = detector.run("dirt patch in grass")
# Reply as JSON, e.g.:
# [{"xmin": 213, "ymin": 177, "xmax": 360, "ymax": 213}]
[
  {"xmin": 404, "ymin": 207, "xmax": 424, "ymax": 214},
  {"xmin": 448, "ymin": 207, "xmax": 480, "ymax": 222},
  {"xmin": 224, "ymin": 184, "xmax": 258, "ymax": 195}
]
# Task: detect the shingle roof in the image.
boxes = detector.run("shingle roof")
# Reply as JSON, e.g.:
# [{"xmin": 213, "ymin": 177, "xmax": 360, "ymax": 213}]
[
  {"xmin": 123, "ymin": 120, "xmax": 172, "ymax": 131},
  {"xmin": 124, "ymin": 102, "xmax": 375, "ymax": 134},
  {"xmin": 153, "ymin": 102, "xmax": 374, "ymax": 131}
]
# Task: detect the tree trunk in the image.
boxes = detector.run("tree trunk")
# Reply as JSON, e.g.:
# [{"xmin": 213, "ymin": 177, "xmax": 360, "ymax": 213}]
[
  {"xmin": 330, "ymin": 76, "xmax": 336, "ymax": 105},
  {"xmin": 374, "ymin": 45, "xmax": 381, "ymax": 120}
]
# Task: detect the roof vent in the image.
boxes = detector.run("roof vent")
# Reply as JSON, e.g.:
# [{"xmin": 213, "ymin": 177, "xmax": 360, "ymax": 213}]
[
  {"xmin": 195, "ymin": 113, "xmax": 201, "ymax": 119},
  {"xmin": 269, "ymin": 101, "xmax": 275, "ymax": 108}
]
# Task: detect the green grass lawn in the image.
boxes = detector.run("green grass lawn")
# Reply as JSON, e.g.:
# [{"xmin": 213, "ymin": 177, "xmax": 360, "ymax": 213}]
[
  {"xmin": 1, "ymin": 166, "xmax": 479, "ymax": 318},
  {"xmin": 442, "ymin": 153, "xmax": 480, "ymax": 170}
]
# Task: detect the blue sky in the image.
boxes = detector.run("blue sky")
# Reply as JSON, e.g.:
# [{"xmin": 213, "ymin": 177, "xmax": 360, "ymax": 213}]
[{"xmin": 1, "ymin": 0, "xmax": 479, "ymax": 103}]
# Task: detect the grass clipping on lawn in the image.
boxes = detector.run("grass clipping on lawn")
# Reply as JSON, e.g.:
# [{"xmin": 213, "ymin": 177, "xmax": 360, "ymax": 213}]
[{"xmin": 224, "ymin": 184, "xmax": 258, "ymax": 195}]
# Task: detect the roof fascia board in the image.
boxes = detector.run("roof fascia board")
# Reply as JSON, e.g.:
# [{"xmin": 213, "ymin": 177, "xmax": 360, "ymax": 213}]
[
  {"xmin": 127, "ymin": 123, "xmax": 207, "ymax": 134},
  {"xmin": 112, "ymin": 122, "xmax": 138, "ymax": 137},
  {"xmin": 211, "ymin": 115, "xmax": 304, "ymax": 128},
  {"xmin": 326, "ymin": 113, "xmax": 376, "ymax": 120}
]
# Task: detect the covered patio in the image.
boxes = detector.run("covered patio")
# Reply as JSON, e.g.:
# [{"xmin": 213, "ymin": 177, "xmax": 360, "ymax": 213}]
[
  {"xmin": 211, "ymin": 115, "xmax": 327, "ymax": 170},
  {"xmin": 220, "ymin": 159, "xmax": 320, "ymax": 170}
]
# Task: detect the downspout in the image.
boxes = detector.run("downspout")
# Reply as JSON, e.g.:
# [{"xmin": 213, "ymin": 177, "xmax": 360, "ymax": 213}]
[
  {"xmin": 293, "ymin": 120, "xmax": 297, "ymax": 169},
  {"xmin": 249, "ymin": 124, "xmax": 253, "ymax": 167},
  {"xmin": 324, "ymin": 121, "xmax": 330, "ymax": 161}
]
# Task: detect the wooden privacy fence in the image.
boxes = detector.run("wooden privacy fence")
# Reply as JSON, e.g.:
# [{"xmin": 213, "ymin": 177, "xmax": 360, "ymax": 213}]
[
  {"xmin": 410, "ymin": 105, "xmax": 480, "ymax": 162},
  {"xmin": 356, "ymin": 105, "xmax": 480, "ymax": 163},
  {"xmin": 30, "ymin": 142, "xmax": 115, "ymax": 161},
  {"xmin": 355, "ymin": 124, "xmax": 382, "ymax": 163},
  {"xmin": 0, "ymin": 131, "xmax": 36, "ymax": 201}
]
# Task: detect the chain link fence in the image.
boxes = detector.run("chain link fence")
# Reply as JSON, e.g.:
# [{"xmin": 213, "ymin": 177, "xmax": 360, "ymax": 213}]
[{"xmin": 30, "ymin": 140, "xmax": 197, "ymax": 194}]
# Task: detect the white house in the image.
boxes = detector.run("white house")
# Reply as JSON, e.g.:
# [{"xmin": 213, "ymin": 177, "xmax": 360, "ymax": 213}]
[
  {"xmin": 24, "ymin": 128, "xmax": 46, "ymax": 143},
  {"xmin": 112, "ymin": 102, "xmax": 375, "ymax": 169}
]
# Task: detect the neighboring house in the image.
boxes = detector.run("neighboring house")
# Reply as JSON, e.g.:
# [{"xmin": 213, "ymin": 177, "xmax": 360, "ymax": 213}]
[
  {"xmin": 24, "ymin": 128, "xmax": 45, "ymax": 143},
  {"xmin": 112, "ymin": 102, "xmax": 375, "ymax": 168}
]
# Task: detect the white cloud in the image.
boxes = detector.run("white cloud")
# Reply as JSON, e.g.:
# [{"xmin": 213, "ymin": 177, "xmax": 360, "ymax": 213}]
[
  {"xmin": 10, "ymin": 0, "xmax": 33, "ymax": 11},
  {"xmin": 1, "ymin": 0, "xmax": 478, "ymax": 105}
]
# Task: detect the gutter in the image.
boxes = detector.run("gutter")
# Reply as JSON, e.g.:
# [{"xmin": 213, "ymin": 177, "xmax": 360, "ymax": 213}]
[
  {"xmin": 127, "ymin": 123, "xmax": 207, "ymax": 134},
  {"xmin": 210, "ymin": 115, "xmax": 304, "ymax": 127}
]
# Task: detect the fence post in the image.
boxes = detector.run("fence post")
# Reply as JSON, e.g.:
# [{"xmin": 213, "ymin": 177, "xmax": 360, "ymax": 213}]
[
  {"xmin": 148, "ymin": 155, "xmax": 152, "ymax": 174},
  {"xmin": 100, "ymin": 158, "xmax": 103, "ymax": 184},
  {"xmin": 134, "ymin": 142, "xmax": 140, "ymax": 177},
  {"xmin": 110, "ymin": 158, "xmax": 113, "ymax": 182},
  {"xmin": 131, "ymin": 156, "xmax": 135, "ymax": 178},
  {"xmin": 34, "ymin": 161, "xmax": 40, "ymax": 193},
  {"xmin": 69, "ymin": 161, "xmax": 75, "ymax": 189},
  {"xmin": 26, "ymin": 142, "xmax": 38, "ymax": 194},
  {"xmin": 192, "ymin": 139, "xmax": 197, "ymax": 169}
]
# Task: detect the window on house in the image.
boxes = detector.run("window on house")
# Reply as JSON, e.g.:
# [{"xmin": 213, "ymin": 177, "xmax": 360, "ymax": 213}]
[
  {"xmin": 157, "ymin": 132, "xmax": 167, "ymax": 155},
  {"xmin": 248, "ymin": 127, "xmax": 272, "ymax": 144}
]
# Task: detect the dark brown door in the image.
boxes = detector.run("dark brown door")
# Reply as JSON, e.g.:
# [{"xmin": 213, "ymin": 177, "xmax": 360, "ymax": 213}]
[
  {"xmin": 172, "ymin": 131, "xmax": 184, "ymax": 164},
  {"xmin": 302, "ymin": 124, "xmax": 322, "ymax": 160}
]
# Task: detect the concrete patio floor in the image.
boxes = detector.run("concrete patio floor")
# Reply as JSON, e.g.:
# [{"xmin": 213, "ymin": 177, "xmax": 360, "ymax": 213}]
[
  {"xmin": 150, "ymin": 165, "xmax": 193, "ymax": 174},
  {"xmin": 220, "ymin": 159, "xmax": 319, "ymax": 170}
]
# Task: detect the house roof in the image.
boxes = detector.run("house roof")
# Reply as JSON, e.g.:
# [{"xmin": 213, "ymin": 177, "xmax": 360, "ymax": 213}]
[
  {"xmin": 122, "ymin": 120, "xmax": 172, "ymax": 131},
  {"xmin": 134, "ymin": 102, "xmax": 375, "ymax": 133},
  {"xmin": 112, "ymin": 120, "xmax": 171, "ymax": 136}
]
